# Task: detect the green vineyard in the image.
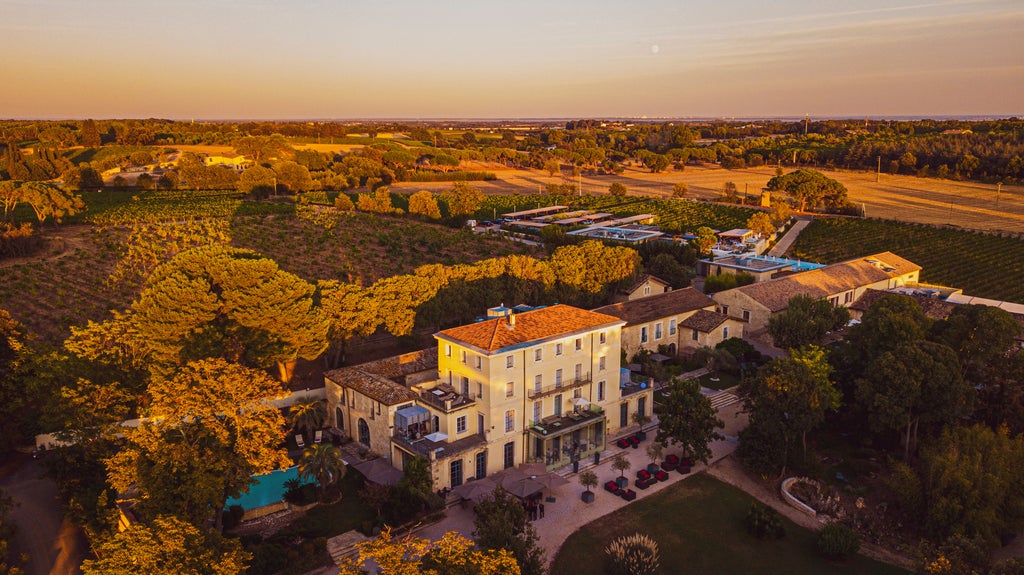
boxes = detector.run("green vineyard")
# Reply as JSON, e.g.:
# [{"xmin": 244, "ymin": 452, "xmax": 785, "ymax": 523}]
[{"xmin": 788, "ymin": 218, "xmax": 1024, "ymax": 303}]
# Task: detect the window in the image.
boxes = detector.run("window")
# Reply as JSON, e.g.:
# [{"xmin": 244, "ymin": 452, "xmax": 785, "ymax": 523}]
[
  {"xmin": 478, "ymin": 413, "xmax": 484, "ymax": 434},
  {"xmin": 669, "ymin": 319, "xmax": 676, "ymax": 335},
  {"xmin": 534, "ymin": 374, "xmax": 542, "ymax": 392},
  {"xmin": 555, "ymin": 343, "xmax": 563, "ymax": 356},
  {"xmin": 723, "ymin": 326, "xmax": 730, "ymax": 339},
  {"xmin": 506, "ymin": 355, "xmax": 514, "ymax": 368},
  {"xmin": 742, "ymin": 309, "xmax": 750, "ymax": 321},
  {"xmin": 598, "ymin": 380, "xmax": 606, "ymax": 402},
  {"xmin": 505, "ymin": 410, "xmax": 515, "ymax": 433},
  {"xmin": 721, "ymin": 305, "xmax": 729, "ymax": 315},
  {"xmin": 554, "ymin": 394, "xmax": 562, "ymax": 417},
  {"xmin": 829, "ymin": 296, "xmax": 839, "ymax": 306},
  {"xmin": 691, "ymin": 329, "xmax": 699, "ymax": 341},
  {"xmin": 505, "ymin": 381, "xmax": 514, "ymax": 398},
  {"xmin": 644, "ymin": 285, "xmax": 651, "ymax": 296},
  {"xmin": 844, "ymin": 291, "xmax": 854, "ymax": 304},
  {"xmin": 575, "ymin": 338, "xmax": 582, "ymax": 351},
  {"xmin": 450, "ymin": 460, "xmax": 463, "ymax": 488},
  {"xmin": 555, "ymin": 368, "xmax": 563, "ymax": 387},
  {"xmin": 503, "ymin": 442, "xmax": 515, "ymax": 469},
  {"xmin": 475, "ymin": 452, "xmax": 487, "ymax": 479},
  {"xmin": 474, "ymin": 355, "xmax": 482, "ymax": 369},
  {"xmin": 574, "ymin": 363, "xmax": 582, "ymax": 380},
  {"xmin": 638, "ymin": 396, "xmax": 646, "ymax": 417},
  {"xmin": 461, "ymin": 350, "xmax": 467, "ymax": 364},
  {"xmin": 461, "ymin": 376, "xmax": 470, "ymax": 396},
  {"xmin": 534, "ymin": 348, "xmax": 542, "ymax": 361},
  {"xmin": 573, "ymin": 387, "xmax": 581, "ymax": 399},
  {"xmin": 358, "ymin": 418, "xmax": 370, "ymax": 447},
  {"xmin": 640, "ymin": 326, "xmax": 649, "ymax": 343},
  {"xmin": 445, "ymin": 344, "xmax": 452, "ymax": 357},
  {"xmin": 599, "ymin": 356, "xmax": 606, "ymax": 371},
  {"xmin": 476, "ymin": 382, "xmax": 482, "ymax": 399},
  {"xmin": 456, "ymin": 415, "xmax": 467, "ymax": 434},
  {"xmin": 619, "ymin": 403, "xmax": 629, "ymax": 427},
  {"xmin": 533, "ymin": 401, "xmax": 541, "ymax": 424},
  {"xmin": 600, "ymin": 332, "xmax": 607, "ymax": 344},
  {"xmin": 655, "ymin": 322, "xmax": 663, "ymax": 339}
]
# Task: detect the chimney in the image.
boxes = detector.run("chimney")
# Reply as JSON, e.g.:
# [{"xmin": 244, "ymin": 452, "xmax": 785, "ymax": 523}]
[{"xmin": 508, "ymin": 314, "xmax": 516, "ymax": 329}]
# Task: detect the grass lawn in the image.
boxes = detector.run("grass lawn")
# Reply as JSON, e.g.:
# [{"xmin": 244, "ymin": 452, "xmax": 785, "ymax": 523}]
[
  {"xmin": 288, "ymin": 471, "xmax": 376, "ymax": 539},
  {"xmin": 550, "ymin": 473, "xmax": 908, "ymax": 575},
  {"xmin": 695, "ymin": 371, "xmax": 741, "ymax": 391}
]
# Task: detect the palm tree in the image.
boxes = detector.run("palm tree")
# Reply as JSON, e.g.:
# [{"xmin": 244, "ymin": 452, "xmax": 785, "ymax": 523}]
[
  {"xmin": 289, "ymin": 398, "xmax": 326, "ymax": 444},
  {"xmin": 299, "ymin": 443, "xmax": 346, "ymax": 501}
]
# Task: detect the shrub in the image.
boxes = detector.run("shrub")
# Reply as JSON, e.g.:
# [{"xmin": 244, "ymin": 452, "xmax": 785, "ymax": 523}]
[
  {"xmin": 816, "ymin": 522, "xmax": 860, "ymax": 560},
  {"xmin": 604, "ymin": 532, "xmax": 660, "ymax": 575},
  {"xmin": 222, "ymin": 505, "xmax": 245, "ymax": 530},
  {"xmin": 745, "ymin": 502, "xmax": 785, "ymax": 539}
]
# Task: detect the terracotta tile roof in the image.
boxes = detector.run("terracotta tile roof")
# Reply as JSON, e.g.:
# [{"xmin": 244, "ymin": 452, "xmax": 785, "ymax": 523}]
[
  {"xmin": 618, "ymin": 274, "xmax": 670, "ymax": 296},
  {"xmin": 594, "ymin": 287, "xmax": 715, "ymax": 326},
  {"xmin": 324, "ymin": 353, "xmax": 434, "ymax": 405},
  {"xmin": 679, "ymin": 309, "xmax": 731, "ymax": 332},
  {"xmin": 732, "ymin": 252, "xmax": 920, "ymax": 312},
  {"xmin": 436, "ymin": 304, "xmax": 623, "ymax": 352}
]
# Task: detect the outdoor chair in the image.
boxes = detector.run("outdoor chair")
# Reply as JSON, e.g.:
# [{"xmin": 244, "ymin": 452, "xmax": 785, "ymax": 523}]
[
  {"xmin": 616, "ymin": 438, "xmax": 631, "ymax": 449},
  {"xmin": 654, "ymin": 470, "xmax": 669, "ymax": 482},
  {"xmin": 620, "ymin": 489, "xmax": 637, "ymax": 501},
  {"xmin": 661, "ymin": 459, "xmax": 678, "ymax": 472},
  {"xmin": 604, "ymin": 480, "xmax": 621, "ymax": 494},
  {"xmin": 636, "ymin": 469, "xmax": 651, "ymax": 481}
]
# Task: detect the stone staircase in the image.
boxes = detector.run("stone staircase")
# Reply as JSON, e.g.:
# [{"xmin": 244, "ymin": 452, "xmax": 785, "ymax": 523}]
[{"xmin": 709, "ymin": 391, "xmax": 741, "ymax": 410}]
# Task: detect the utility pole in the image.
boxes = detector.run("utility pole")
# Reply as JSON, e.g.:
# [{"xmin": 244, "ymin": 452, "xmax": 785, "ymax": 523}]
[
  {"xmin": 996, "ymin": 182, "xmax": 1002, "ymax": 207},
  {"xmin": 876, "ymin": 156, "xmax": 881, "ymax": 183}
]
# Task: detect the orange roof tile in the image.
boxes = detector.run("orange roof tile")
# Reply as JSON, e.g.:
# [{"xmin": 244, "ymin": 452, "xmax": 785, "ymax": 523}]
[{"xmin": 436, "ymin": 304, "xmax": 623, "ymax": 352}]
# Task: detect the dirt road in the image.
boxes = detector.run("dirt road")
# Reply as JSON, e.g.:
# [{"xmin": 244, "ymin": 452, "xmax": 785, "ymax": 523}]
[{"xmin": 1, "ymin": 457, "xmax": 87, "ymax": 575}]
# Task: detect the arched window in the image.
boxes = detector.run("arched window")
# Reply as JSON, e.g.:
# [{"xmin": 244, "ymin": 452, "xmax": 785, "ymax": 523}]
[
  {"xmin": 335, "ymin": 407, "xmax": 345, "ymax": 431},
  {"xmin": 358, "ymin": 418, "xmax": 371, "ymax": 448}
]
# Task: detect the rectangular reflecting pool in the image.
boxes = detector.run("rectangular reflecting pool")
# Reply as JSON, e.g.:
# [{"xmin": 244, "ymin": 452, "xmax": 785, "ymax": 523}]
[{"xmin": 225, "ymin": 466, "xmax": 312, "ymax": 510}]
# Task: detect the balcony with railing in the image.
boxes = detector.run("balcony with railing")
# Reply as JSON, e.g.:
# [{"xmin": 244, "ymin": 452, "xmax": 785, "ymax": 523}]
[
  {"xmin": 416, "ymin": 384, "xmax": 475, "ymax": 412},
  {"xmin": 527, "ymin": 372, "xmax": 592, "ymax": 399}
]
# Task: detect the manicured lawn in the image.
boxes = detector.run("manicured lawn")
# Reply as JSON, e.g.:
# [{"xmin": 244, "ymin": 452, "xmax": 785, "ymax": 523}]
[{"xmin": 550, "ymin": 473, "xmax": 908, "ymax": 575}]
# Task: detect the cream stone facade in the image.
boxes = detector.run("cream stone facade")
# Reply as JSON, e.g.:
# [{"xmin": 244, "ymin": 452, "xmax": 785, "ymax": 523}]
[
  {"xmin": 595, "ymin": 287, "xmax": 718, "ymax": 358},
  {"xmin": 325, "ymin": 304, "xmax": 655, "ymax": 491}
]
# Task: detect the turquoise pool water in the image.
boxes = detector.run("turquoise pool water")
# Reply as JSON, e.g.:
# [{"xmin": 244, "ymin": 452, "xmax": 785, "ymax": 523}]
[{"xmin": 225, "ymin": 466, "xmax": 311, "ymax": 510}]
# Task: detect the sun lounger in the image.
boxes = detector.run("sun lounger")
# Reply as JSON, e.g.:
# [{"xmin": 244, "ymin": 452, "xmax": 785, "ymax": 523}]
[
  {"xmin": 314, "ymin": 430, "xmax": 323, "ymax": 444},
  {"xmin": 295, "ymin": 434, "xmax": 305, "ymax": 448}
]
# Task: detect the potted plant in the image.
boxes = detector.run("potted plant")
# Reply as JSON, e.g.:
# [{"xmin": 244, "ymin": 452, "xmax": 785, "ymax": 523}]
[
  {"xmin": 645, "ymin": 442, "xmax": 664, "ymax": 475},
  {"xmin": 632, "ymin": 411, "xmax": 652, "ymax": 441},
  {"xmin": 579, "ymin": 469, "xmax": 598, "ymax": 503},
  {"xmin": 612, "ymin": 452, "xmax": 632, "ymax": 488}
]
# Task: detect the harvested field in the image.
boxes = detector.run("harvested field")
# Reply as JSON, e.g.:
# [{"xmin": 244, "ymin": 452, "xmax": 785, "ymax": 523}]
[{"xmin": 391, "ymin": 163, "xmax": 1024, "ymax": 235}]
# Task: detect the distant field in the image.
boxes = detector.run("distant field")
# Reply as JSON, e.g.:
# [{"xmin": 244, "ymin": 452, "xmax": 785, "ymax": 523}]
[
  {"xmin": 788, "ymin": 218, "xmax": 1024, "ymax": 303},
  {"xmin": 392, "ymin": 163, "xmax": 1024, "ymax": 235}
]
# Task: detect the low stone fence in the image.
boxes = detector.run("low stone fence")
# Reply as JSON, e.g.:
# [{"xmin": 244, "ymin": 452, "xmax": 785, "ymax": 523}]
[{"xmin": 780, "ymin": 477, "xmax": 820, "ymax": 518}]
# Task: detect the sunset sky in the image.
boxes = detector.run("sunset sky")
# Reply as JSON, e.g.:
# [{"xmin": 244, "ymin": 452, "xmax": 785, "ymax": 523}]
[{"xmin": 2, "ymin": 0, "xmax": 1021, "ymax": 119}]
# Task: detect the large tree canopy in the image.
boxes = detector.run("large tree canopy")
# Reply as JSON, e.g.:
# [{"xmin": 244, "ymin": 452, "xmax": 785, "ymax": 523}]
[
  {"xmin": 766, "ymin": 169, "xmax": 849, "ymax": 212},
  {"xmin": 107, "ymin": 359, "xmax": 290, "ymax": 528},
  {"xmin": 655, "ymin": 377, "xmax": 724, "ymax": 465},
  {"xmin": 81, "ymin": 515, "xmax": 250, "ymax": 575},
  {"xmin": 768, "ymin": 295, "xmax": 849, "ymax": 350},
  {"xmin": 131, "ymin": 245, "xmax": 329, "ymax": 380}
]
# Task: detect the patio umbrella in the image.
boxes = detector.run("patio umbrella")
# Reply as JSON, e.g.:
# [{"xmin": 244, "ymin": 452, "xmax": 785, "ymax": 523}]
[
  {"xmin": 451, "ymin": 477, "xmax": 498, "ymax": 503},
  {"xmin": 534, "ymin": 472, "xmax": 570, "ymax": 491},
  {"xmin": 503, "ymin": 476, "xmax": 545, "ymax": 499},
  {"xmin": 573, "ymin": 397, "xmax": 592, "ymax": 407},
  {"xmin": 351, "ymin": 458, "xmax": 404, "ymax": 486}
]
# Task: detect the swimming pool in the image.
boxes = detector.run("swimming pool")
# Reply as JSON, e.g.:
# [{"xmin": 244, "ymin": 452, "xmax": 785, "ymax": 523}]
[{"xmin": 225, "ymin": 466, "xmax": 312, "ymax": 510}]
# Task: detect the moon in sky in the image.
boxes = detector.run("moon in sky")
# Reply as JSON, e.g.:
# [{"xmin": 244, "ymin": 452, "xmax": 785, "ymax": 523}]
[{"xmin": 651, "ymin": 44, "xmax": 660, "ymax": 54}]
